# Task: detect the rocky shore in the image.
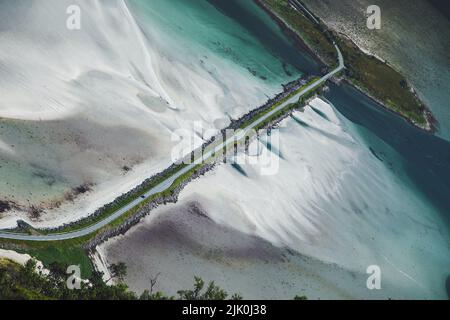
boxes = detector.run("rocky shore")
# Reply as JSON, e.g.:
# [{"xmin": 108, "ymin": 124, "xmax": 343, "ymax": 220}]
[
  {"xmin": 84, "ymin": 162, "xmax": 216, "ymax": 250},
  {"xmin": 335, "ymin": 32, "xmax": 438, "ymax": 134},
  {"xmin": 227, "ymin": 75, "xmax": 314, "ymax": 130},
  {"xmin": 346, "ymin": 78, "xmax": 438, "ymax": 134},
  {"xmin": 254, "ymin": 0, "xmax": 334, "ymax": 68},
  {"xmin": 84, "ymin": 81, "xmax": 324, "ymax": 250},
  {"xmin": 84, "ymin": 77, "xmax": 321, "ymax": 248}
]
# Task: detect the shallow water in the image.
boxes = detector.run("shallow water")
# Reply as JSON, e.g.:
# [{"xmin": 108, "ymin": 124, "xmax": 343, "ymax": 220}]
[
  {"xmin": 98, "ymin": 0, "xmax": 450, "ymax": 299},
  {"xmin": 128, "ymin": 0, "xmax": 320, "ymax": 82},
  {"xmin": 1, "ymin": 0, "xmax": 312, "ymax": 225},
  {"xmin": 1, "ymin": 0, "xmax": 448, "ymax": 298},
  {"xmin": 101, "ymin": 97, "xmax": 450, "ymax": 299}
]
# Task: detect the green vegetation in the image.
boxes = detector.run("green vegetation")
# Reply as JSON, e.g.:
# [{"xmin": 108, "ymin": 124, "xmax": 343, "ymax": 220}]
[
  {"xmin": 0, "ymin": 258, "xmax": 244, "ymax": 300},
  {"xmin": 26, "ymin": 245, "xmax": 93, "ymax": 278},
  {"xmin": 262, "ymin": 0, "xmax": 428, "ymax": 126},
  {"xmin": 263, "ymin": 0, "xmax": 337, "ymax": 66},
  {"xmin": 40, "ymin": 164, "xmax": 189, "ymax": 235},
  {"xmin": 0, "ymin": 164, "xmax": 204, "ymax": 280},
  {"xmin": 0, "ymin": 238, "xmax": 94, "ymax": 278},
  {"xmin": 108, "ymin": 262, "xmax": 127, "ymax": 283},
  {"xmin": 2, "ymin": 75, "xmax": 325, "ymax": 282},
  {"xmin": 240, "ymin": 76, "xmax": 322, "ymax": 130},
  {"xmin": 253, "ymin": 83, "xmax": 323, "ymax": 131},
  {"xmin": 177, "ymin": 277, "xmax": 243, "ymax": 301},
  {"xmin": 338, "ymin": 36, "xmax": 426, "ymax": 125},
  {"xmin": 105, "ymin": 164, "xmax": 202, "ymax": 230},
  {"xmin": 0, "ymin": 258, "xmax": 309, "ymax": 300},
  {"xmin": 0, "ymin": 258, "xmax": 134, "ymax": 300},
  {"xmin": 12, "ymin": 162, "xmax": 196, "ymax": 239},
  {"xmin": 1, "ymin": 0, "xmax": 428, "ymax": 301}
]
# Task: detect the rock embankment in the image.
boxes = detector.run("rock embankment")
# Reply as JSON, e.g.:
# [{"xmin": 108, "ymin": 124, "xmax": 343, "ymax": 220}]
[
  {"xmin": 39, "ymin": 74, "xmax": 316, "ymax": 247},
  {"xmin": 228, "ymin": 75, "xmax": 314, "ymax": 131},
  {"xmin": 84, "ymin": 163, "xmax": 215, "ymax": 249},
  {"xmin": 41, "ymin": 162, "xmax": 184, "ymax": 234}
]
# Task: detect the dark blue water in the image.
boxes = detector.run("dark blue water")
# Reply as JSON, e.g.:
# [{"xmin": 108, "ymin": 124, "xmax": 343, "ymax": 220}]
[
  {"xmin": 207, "ymin": 0, "xmax": 321, "ymax": 75},
  {"xmin": 325, "ymin": 83, "xmax": 450, "ymax": 224}
]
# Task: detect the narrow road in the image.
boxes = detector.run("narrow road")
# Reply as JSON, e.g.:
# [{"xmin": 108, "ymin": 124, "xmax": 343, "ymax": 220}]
[
  {"xmin": 290, "ymin": 0, "xmax": 320, "ymax": 25},
  {"xmin": 0, "ymin": 45, "xmax": 344, "ymax": 242}
]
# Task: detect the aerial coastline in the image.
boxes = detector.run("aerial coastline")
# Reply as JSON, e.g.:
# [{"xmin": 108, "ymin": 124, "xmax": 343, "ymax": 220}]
[
  {"xmin": 255, "ymin": 0, "xmax": 437, "ymax": 133},
  {"xmin": 1, "ymin": 0, "xmax": 449, "ymax": 301}
]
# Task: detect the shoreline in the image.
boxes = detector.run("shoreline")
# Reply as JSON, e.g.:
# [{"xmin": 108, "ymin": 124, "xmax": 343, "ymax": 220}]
[
  {"xmin": 77, "ymin": 77, "xmax": 320, "ymax": 249},
  {"xmin": 344, "ymin": 78, "xmax": 438, "ymax": 134},
  {"xmin": 335, "ymin": 32, "xmax": 438, "ymax": 134},
  {"xmin": 0, "ymin": 0, "xmax": 438, "ymax": 271},
  {"xmin": 256, "ymin": 0, "xmax": 438, "ymax": 134},
  {"xmin": 0, "ymin": 74, "xmax": 315, "ymax": 238},
  {"xmin": 253, "ymin": 0, "xmax": 329, "ymax": 70},
  {"xmin": 0, "ymin": 249, "xmax": 48, "ymax": 275},
  {"xmin": 88, "ymin": 94, "xmax": 323, "ymax": 286}
]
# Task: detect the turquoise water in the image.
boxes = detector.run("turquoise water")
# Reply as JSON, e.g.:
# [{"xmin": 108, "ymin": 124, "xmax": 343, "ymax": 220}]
[
  {"xmin": 129, "ymin": 0, "xmax": 450, "ymax": 231},
  {"xmin": 128, "ymin": 0, "xmax": 320, "ymax": 85},
  {"xmin": 324, "ymin": 84, "xmax": 450, "ymax": 297},
  {"xmin": 325, "ymin": 84, "xmax": 450, "ymax": 224},
  {"xmin": 127, "ymin": 0, "xmax": 450, "ymax": 298}
]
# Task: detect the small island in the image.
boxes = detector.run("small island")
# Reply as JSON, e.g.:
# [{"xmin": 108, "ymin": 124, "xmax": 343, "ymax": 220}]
[{"xmin": 257, "ymin": 0, "xmax": 437, "ymax": 131}]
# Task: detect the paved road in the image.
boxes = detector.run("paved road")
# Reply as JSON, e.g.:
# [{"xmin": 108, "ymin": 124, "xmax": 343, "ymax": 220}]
[
  {"xmin": 290, "ymin": 0, "xmax": 320, "ymax": 25},
  {"xmin": 0, "ymin": 45, "xmax": 344, "ymax": 242}
]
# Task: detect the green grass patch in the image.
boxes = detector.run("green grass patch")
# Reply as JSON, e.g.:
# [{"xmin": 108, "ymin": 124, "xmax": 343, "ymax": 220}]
[
  {"xmin": 0, "ymin": 238, "xmax": 94, "ymax": 279},
  {"xmin": 253, "ymin": 86, "xmax": 320, "ymax": 131},
  {"xmin": 262, "ymin": 0, "xmax": 426, "ymax": 126},
  {"xmin": 240, "ymin": 76, "xmax": 321, "ymax": 129},
  {"xmin": 26, "ymin": 244, "xmax": 93, "ymax": 278},
  {"xmin": 0, "ymin": 164, "xmax": 203, "ymax": 277},
  {"xmin": 101, "ymin": 164, "xmax": 202, "ymax": 231},
  {"xmin": 338, "ymin": 36, "xmax": 426, "ymax": 125},
  {"xmin": 263, "ymin": 0, "xmax": 337, "ymax": 66},
  {"xmin": 38, "ymin": 164, "xmax": 189, "ymax": 235}
]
